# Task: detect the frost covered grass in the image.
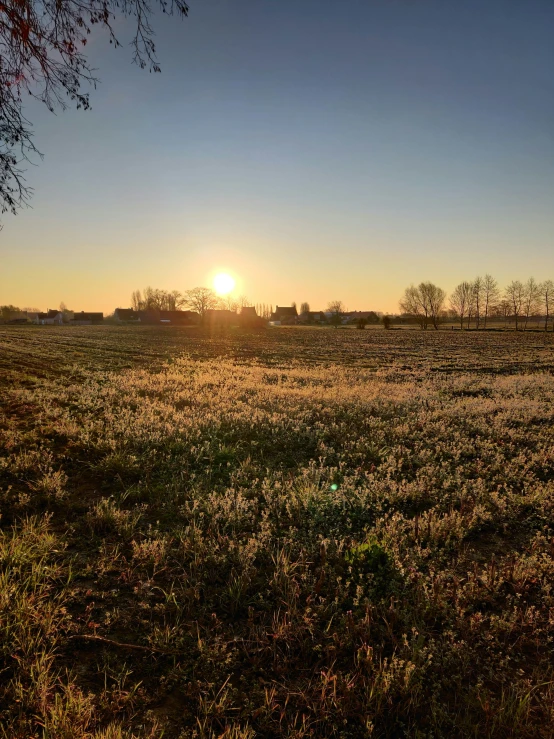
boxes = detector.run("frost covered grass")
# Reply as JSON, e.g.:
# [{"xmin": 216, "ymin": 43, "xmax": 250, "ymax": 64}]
[{"xmin": 1, "ymin": 325, "xmax": 554, "ymax": 737}]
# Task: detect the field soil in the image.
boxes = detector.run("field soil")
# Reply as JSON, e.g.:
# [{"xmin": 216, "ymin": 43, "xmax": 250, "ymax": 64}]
[{"xmin": 1, "ymin": 326, "xmax": 554, "ymax": 738}]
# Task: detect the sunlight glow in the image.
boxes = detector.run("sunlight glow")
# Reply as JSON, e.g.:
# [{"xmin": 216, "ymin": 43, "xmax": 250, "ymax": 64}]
[{"xmin": 213, "ymin": 272, "xmax": 236, "ymax": 296}]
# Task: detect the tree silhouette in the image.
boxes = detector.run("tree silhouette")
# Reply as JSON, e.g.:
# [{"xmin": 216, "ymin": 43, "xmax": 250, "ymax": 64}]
[
  {"xmin": 504, "ymin": 281, "xmax": 525, "ymax": 331},
  {"xmin": 0, "ymin": 0, "xmax": 189, "ymax": 219},
  {"xmin": 482, "ymin": 274, "xmax": 499, "ymax": 329},
  {"xmin": 450, "ymin": 282, "xmax": 472, "ymax": 330},
  {"xmin": 130, "ymin": 287, "xmax": 184, "ymax": 311},
  {"xmin": 399, "ymin": 283, "xmax": 445, "ymax": 330},
  {"xmin": 523, "ymin": 278, "xmax": 540, "ymax": 331},
  {"xmin": 472, "ymin": 277, "xmax": 483, "ymax": 329},
  {"xmin": 327, "ymin": 300, "xmax": 346, "ymax": 327},
  {"xmin": 542, "ymin": 280, "xmax": 553, "ymax": 332},
  {"xmin": 184, "ymin": 287, "xmax": 219, "ymax": 320}
]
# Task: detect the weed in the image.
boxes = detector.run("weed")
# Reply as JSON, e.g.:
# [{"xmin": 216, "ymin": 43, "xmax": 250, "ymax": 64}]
[{"xmin": 1, "ymin": 325, "xmax": 554, "ymax": 737}]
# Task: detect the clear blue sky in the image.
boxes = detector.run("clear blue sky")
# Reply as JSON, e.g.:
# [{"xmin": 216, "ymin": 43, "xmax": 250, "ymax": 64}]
[{"xmin": 2, "ymin": 0, "xmax": 553, "ymax": 312}]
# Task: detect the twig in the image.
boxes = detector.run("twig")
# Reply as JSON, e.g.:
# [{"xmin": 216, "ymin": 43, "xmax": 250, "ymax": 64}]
[{"xmin": 68, "ymin": 633, "xmax": 179, "ymax": 655}]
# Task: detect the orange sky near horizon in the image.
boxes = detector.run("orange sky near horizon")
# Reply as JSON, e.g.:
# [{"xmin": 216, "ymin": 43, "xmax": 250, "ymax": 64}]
[{"xmin": 3, "ymin": 219, "xmax": 552, "ymax": 316}]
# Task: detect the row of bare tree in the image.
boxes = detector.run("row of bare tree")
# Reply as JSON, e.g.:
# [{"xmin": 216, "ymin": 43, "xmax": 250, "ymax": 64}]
[
  {"xmin": 130, "ymin": 287, "xmax": 254, "ymax": 319},
  {"xmin": 400, "ymin": 276, "xmax": 554, "ymax": 330},
  {"xmin": 255, "ymin": 304, "xmax": 275, "ymax": 320}
]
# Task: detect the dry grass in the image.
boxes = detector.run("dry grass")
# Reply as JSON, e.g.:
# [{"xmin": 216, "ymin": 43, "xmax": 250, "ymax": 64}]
[{"xmin": 1, "ymin": 325, "xmax": 554, "ymax": 737}]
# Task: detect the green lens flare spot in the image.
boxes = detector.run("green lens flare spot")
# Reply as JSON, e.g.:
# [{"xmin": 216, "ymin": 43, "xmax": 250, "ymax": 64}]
[{"xmin": 330, "ymin": 483, "xmax": 339, "ymax": 491}]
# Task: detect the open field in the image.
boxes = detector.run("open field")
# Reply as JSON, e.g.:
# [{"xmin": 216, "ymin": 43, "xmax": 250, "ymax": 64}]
[{"xmin": 1, "ymin": 325, "xmax": 554, "ymax": 738}]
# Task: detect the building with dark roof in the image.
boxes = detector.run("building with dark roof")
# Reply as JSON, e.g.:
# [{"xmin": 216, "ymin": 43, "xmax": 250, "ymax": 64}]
[
  {"xmin": 114, "ymin": 308, "xmax": 139, "ymax": 322},
  {"xmin": 298, "ymin": 310, "xmax": 327, "ymax": 324},
  {"xmin": 160, "ymin": 310, "xmax": 198, "ymax": 324},
  {"xmin": 71, "ymin": 312, "xmax": 104, "ymax": 325},
  {"xmin": 35, "ymin": 310, "xmax": 63, "ymax": 325},
  {"xmin": 239, "ymin": 306, "xmax": 264, "ymax": 328},
  {"xmin": 344, "ymin": 311, "xmax": 381, "ymax": 325},
  {"xmin": 137, "ymin": 310, "xmax": 198, "ymax": 325},
  {"xmin": 204, "ymin": 309, "xmax": 236, "ymax": 327},
  {"xmin": 270, "ymin": 306, "xmax": 298, "ymax": 324}
]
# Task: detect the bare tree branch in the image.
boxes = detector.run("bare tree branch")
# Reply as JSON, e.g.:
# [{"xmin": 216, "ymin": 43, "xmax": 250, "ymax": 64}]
[{"xmin": 0, "ymin": 0, "xmax": 189, "ymax": 218}]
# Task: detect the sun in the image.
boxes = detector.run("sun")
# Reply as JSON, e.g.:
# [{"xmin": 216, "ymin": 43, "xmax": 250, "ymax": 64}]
[{"xmin": 213, "ymin": 272, "xmax": 236, "ymax": 296}]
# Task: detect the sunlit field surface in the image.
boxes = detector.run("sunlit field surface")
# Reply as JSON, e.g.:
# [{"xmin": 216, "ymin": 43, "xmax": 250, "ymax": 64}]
[{"xmin": 1, "ymin": 325, "xmax": 554, "ymax": 738}]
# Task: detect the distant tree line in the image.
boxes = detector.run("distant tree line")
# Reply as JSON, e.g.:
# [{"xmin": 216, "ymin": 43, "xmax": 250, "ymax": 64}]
[
  {"xmin": 8, "ymin": 276, "xmax": 550, "ymax": 332},
  {"xmin": 131, "ymin": 287, "xmax": 184, "ymax": 312},
  {"xmin": 400, "ymin": 276, "xmax": 554, "ymax": 330},
  {"xmin": 128, "ymin": 287, "xmax": 255, "ymax": 320},
  {"xmin": 0, "ymin": 302, "xmax": 66, "ymax": 323},
  {"xmin": 0, "ymin": 304, "xmax": 22, "ymax": 322}
]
